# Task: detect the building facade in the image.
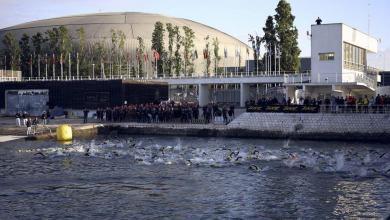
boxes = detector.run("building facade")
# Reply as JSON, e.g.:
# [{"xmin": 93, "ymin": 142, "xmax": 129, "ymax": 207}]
[
  {"xmin": 286, "ymin": 23, "xmax": 379, "ymax": 101},
  {"xmin": 0, "ymin": 12, "xmax": 251, "ymax": 78}
]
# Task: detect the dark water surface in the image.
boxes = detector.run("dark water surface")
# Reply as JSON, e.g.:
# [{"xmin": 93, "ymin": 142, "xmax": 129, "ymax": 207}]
[{"xmin": 0, "ymin": 136, "xmax": 389, "ymax": 219}]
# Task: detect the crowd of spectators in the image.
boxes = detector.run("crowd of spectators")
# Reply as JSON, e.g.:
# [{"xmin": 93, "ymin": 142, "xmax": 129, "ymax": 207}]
[
  {"xmin": 94, "ymin": 101, "xmax": 235, "ymax": 124},
  {"xmin": 246, "ymin": 94, "xmax": 390, "ymax": 113}
]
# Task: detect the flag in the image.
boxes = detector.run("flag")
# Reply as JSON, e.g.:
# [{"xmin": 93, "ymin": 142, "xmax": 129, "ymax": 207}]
[
  {"xmin": 203, "ymin": 49, "xmax": 208, "ymax": 59},
  {"xmin": 28, "ymin": 54, "xmax": 32, "ymax": 65},
  {"xmin": 224, "ymin": 48, "xmax": 228, "ymax": 58},
  {"xmin": 152, "ymin": 49, "xmax": 160, "ymax": 61},
  {"xmin": 191, "ymin": 50, "xmax": 198, "ymax": 61}
]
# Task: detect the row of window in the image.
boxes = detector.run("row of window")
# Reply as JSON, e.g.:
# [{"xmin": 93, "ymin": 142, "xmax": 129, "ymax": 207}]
[
  {"xmin": 343, "ymin": 42, "xmax": 366, "ymax": 71},
  {"xmin": 318, "ymin": 43, "xmax": 368, "ymax": 72}
]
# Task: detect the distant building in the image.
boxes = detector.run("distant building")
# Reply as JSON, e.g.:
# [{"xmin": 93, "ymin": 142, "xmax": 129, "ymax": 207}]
[
  {"xmin": 0, "ymin": 12, "xmax": 251, "ymax": 78},
  {"xmin": 379, "ymin": 71, "xmax": 390, "ymax": 86}
]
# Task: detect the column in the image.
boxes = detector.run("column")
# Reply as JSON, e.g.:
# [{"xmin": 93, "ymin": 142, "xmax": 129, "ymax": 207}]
[
  {"xmin": 198, "ymin": 84, "xmax": 210, "ymax": 106},
  {"xmin": 240, "ymin": 83, "xmax": 250, "ymax": 107}
]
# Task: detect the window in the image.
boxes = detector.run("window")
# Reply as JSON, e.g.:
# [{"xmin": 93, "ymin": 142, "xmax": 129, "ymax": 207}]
[
  {"xmin": 343, "ymin": 42, "xmax": 367, "ymax": 71},
  {"xmin": 319, "ymin": 52, "xmax": 335, "ymax": 61}
]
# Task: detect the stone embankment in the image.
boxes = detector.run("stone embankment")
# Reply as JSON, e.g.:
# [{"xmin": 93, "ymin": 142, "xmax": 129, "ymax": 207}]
[
  {"xmin": 227, "ymin": 113, "xmax": 390, "ymax": 141},
  {"xmin": 2, "ymin": 113, "xmax": 390, "ymax": 142}
]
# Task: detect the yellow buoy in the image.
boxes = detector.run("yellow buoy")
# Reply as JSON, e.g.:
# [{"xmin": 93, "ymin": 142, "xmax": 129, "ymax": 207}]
[{"xmin": 56, "ymin": 124, "xmax": 72, "ymax": 141}]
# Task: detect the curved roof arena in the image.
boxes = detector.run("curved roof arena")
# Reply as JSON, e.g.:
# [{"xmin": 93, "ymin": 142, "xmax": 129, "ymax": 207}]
[{"xmin": 0, "ymin": 12, "xmax": 251, "ymax": 75}]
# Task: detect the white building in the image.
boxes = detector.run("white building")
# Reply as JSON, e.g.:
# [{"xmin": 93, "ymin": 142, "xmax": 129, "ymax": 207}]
[{"xmin": 287, "ymin": 23, "xmax": 379, "ymax": 100}]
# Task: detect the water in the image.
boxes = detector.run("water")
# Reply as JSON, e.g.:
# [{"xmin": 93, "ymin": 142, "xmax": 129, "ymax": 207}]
[{"xmin": 0, "ymin": 136, "xmax": 389, "ymax": 219}]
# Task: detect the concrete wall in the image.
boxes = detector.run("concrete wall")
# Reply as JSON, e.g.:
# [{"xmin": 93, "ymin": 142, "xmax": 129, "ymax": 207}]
[
  {"xmin": 311, "ymin": 23, "xmax": 378, "ymax": 84},
  {"xmin": 311, "ymin": 24, "xmax": 343, "ymax": 83},
  {"xmin": 228, "ymin": 112, "xmax": 390, "ymax": 141}
]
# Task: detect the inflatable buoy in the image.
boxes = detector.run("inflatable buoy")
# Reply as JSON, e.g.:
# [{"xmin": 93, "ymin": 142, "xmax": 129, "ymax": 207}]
[{"xmin": 56, "ymin": 124, "xmax": 72, "ymax": 141}]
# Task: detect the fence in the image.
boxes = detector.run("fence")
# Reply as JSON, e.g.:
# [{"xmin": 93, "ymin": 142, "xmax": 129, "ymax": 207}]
[
  {"xmin": 246, "ymin": 104, "xmax": 390, "ymax": 114},
  {"xmin": 319, "ymin": 104, "xmax": 390, "ymax": 114}
]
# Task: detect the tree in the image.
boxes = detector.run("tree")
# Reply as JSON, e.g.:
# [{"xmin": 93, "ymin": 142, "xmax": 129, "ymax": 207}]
[
  {"xmin": 136, "ymin": 36, "xmax": 145, "ymax": 77},
  {"xmin": 151, "ymin": 21, "xmax": 165, "ymax": 75},
  {"xmin": 212, "ymin": 37, "xmax": 221, "ymax": 74},
  {"xmin": 173, "ymin": 26, "xmax": 182, "ymax": 77},
  {"xmin": 110, "ymin": 29, "xmax": 118, "ymax": 76},
  {"xmin": 274, "ymin": 0, "xmax": 301, "ymax": 72},
  {"xmin": 182, "ymin": 26, "xmax": 195, "ymax": 76},
  {"xmin": 166, "ymin": 23, "xmax": 175, "ymax": 76},
  {"xmin": 58, "ymin": 26, "xmax": 72, "ymax": 77},
  {"xmin": 204, "ymin": 35, "xmax": 211, "ymax": 75},
  {"xmin": 117, "ymin": 30, "xmax": 126, "ymax": 76},
  {"xmin": 32, "ymin": 32, "xmax": 45, "ymax": 76},
  {"xmin": 19, "ymin": 34, "xmax": 31, "ymax": 77},
  {"xmin": 76, "ymin": 27, "xmax": 88, "ymax": 76},
  {"xmin": 45, "ymin": 27, "xmax": 60, "ymax": 76},
  {"xmin": 248, "ymin": 34, "xmax": 262, "ymax": 72},
  {"xmin": 92, "ymin": 40, "xmax": 107, "ymax": 77},
  {"xmin": 262, "ymin": 15, "xmax": 278, "ymax": 71},
  {"xmin": 2, "ymin": 32, "xmax": 21, "ymax": 71}
]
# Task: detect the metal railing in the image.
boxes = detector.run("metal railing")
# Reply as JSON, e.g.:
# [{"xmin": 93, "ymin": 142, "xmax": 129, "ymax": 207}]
[
  {"xmin": 319, "ymin": 104, "xmax": 390, "ymax": 114},
  {"xmin": 0, "ymin": 71, "xmax": 311, "ymax": 82}
]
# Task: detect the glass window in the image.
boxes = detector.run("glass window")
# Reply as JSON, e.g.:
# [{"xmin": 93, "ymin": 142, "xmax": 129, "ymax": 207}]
[
  {"xmin": 343, "ymin": 42, "xmax": 367, "ymax": 71},
  {"xmin": 319, "ymin": 52, "xmax": 335, "ymax": 61}
]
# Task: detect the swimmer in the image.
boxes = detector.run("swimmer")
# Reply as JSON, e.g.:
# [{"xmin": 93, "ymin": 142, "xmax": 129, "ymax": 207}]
[
  {"xmin": 185, "ymin": 160, "xmax": 192, "ymax": 166},
  {"xmin": 235, "ymin": 156, "xmax": 243, "ymax": 162},
  {"xmin": 249, "ymin": 164, "xmax": 261, "ymax": 172},
  {"xmin": 34, "ymin": 152, "xmax": 46, "ymax": 158},
  {"xmin": 84, "ymin": 148, "xmax": 90, "ymax": 156}
]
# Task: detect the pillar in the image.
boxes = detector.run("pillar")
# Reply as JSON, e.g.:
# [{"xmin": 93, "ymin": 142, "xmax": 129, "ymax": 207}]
[
  {"xmin": 198, "ymin": 84, "xmax": 210, "ymax": 106},
  {"xmin": 240, "ymin": 83, "xmax": 250, "ymax": 107}
]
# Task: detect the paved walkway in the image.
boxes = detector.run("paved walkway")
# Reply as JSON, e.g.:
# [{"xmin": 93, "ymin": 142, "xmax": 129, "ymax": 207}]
[
  {"xmin": 0, "ymin": 135, "xmax": 25, "ymax": 143},
  {"xmin": 0, "ymin": 116, "xmax": 228, "ymax": 136}
]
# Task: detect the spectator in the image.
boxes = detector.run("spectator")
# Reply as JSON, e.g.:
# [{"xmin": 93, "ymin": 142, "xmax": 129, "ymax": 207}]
[
  {"xmin": 26, "ymin": 118, "xmax": 32, "ymax": 136},
  {"xmin": 83, "ymin": 108, "xmax": 89, "ymax": 123},
  {"xmin": 15, "ymin": 112, "xmax": 21, "ymax": 127}
]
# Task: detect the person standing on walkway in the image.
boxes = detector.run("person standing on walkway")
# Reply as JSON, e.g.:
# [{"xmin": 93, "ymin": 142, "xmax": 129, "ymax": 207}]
[
  {"xmin": 41, "ymin": 111, "xmax": 48, "ymax": 125},
  {"xmin": 15, "ymin": 112, "xmax": 21, "ymax": 127},
  {"xmin": 22, "ymin": 111, "xmax": 28, "ymax": 126},
  {"xmin": 83, "ymin": 108, "xmax": 89, "ymax": 123},
  {"xmin": 32, "ymin": 117, "xmax": 39, "ymax": 134},
  {"xmin": 26, "ymin": 118, "xmax": 32, "ymax": 136}
]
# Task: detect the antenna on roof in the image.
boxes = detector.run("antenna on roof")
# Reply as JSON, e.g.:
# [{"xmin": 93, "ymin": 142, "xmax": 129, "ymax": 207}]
[{"xmin": 368, "ymin": 0, "xmax": 371, "ymax": 35}]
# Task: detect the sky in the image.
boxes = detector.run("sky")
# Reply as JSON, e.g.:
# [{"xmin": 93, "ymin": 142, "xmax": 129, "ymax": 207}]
[{"xmin": 0, "ymin": 0, "xmax": 389, "ymax": 70}]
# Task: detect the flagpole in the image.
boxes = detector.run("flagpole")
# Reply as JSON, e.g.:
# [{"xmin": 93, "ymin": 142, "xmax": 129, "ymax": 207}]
[
  {"xmin": 76, "ymin": 52, "xmax": 79, "ymax": 79},
  {"xmin": 274, "ymin": 44, "xmax": 276, "ymax": 75},
  {"xmin": 45, "ymin": 54, "xmax": 48, "ymax": 79},
  {"xmin": 38, "ymin": 54, "xmax": 41, "ymax": 78},
  {"xmin": 69, "ymin": 52, "xmax": 71, "ymax": 79},
  {"xmin": 60, "ymin": 53, "xmax": 63, "ymax": 79},
  {"xmin": 30, "ymin": 54, "xmax": 32, "ymax": 78},
  {"xmin": 52, "ymin": 54, "xmax": 55, "ymax": 79}
]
